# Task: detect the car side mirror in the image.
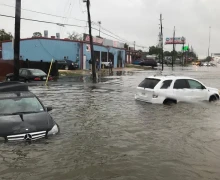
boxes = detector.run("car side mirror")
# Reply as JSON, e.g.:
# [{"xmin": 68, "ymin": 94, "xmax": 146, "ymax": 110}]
[{"xmin": 46, "ymin": 106, "xmax": 53, "ymax": 112}]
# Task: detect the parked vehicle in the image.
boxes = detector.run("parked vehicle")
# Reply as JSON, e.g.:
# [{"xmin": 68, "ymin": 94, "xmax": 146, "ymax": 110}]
[
  {"xmin": 139, "ymin": 59, "xmax": 158, "ymax": 68},
  {"xmin": 0, "ymin": 82, "xmax": 59, "ymax": 142},
  {"xmin": 56, "ymin": 60, "xmax": 79, "ymax": 70},
  {"xmin": 101, "ymin": 62, "xmax": 111, "ymax": 68},
  {"xmin": 203, "ymin": 62, "xmax": 208, "ymax": 66},
  {"xmin": 135, "ymin": 76, "xmax": 219, "ymax": 104},
  {"xmin": 132, "ymin": 59, "xmax": 143, "ymax": 65},
  {"xmin": 6, "ymin": 68, "xmax": 52, "ymax": 82}
]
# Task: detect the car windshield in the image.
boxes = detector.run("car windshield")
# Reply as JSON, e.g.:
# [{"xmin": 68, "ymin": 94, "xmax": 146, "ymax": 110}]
[
  {"xmin": 0, "ymin": 97, "xmax": 44, "ymax": 115},
  {"xmin": 29, "ymin": 69, "xmax": 46, "ymax": 76}
]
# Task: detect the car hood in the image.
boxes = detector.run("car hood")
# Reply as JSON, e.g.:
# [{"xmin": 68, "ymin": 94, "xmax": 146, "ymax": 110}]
[{"xmin": 0, "ymin": 112, "xmax": 55, "ymax": 137}]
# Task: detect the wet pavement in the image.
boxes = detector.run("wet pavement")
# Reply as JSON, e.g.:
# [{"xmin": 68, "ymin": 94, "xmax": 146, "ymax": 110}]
[{"xmin": 1, "ymin": 66, "xmax": 220, "ymax": 180}]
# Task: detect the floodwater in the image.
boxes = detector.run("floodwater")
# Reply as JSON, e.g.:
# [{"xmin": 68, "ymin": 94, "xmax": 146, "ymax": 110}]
[{"xmin": 1, "ymin": 66, "xmax": 220, "ymax": 180}]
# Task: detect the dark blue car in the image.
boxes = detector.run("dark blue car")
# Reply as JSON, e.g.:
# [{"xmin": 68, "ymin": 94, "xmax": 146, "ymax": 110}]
[{"xmin": 132, "ymin": 59, "xmax": 143, "ymax": 65}]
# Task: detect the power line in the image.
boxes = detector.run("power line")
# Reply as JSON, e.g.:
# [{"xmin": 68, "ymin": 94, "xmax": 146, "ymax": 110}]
[
  {"xmin": 0, "ymin": 14, "xmax": 86, "ymax": 28},
  {"xmin": 0, "ymin": 3, "xmax": 147, "ymax": 48},
  {"xmin": 0, "ymin": 3, "xmax": 88, "ymax": 22},
  {"xmin": 0, "ymin": 13, "xmax": 147, "ymax": 48}
]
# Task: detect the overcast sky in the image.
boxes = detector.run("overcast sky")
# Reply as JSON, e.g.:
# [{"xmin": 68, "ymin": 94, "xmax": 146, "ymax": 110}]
[{"xmin": 0, "ymin": 0, "xmax": 219, "ymax": 58}]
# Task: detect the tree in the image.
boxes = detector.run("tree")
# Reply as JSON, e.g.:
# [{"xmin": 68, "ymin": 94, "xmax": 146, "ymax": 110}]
[
  {"xmin": 124, "ymin": 43, "xmax": 129, "ymax": 49},
  {"xmin": 68, "ymin": 31, "xmax": 82, "ymax": 41},
  {"xmin": 0, "ymin": 29, "xmax": 13, "ymax": 42},
  {"xmin": 32, "ymin": 32, "xmax": 42, "ymax": 37},
  {"xmin": 164, "ymin": 51, "xmax": 171, "ymax": 56},
  {"xmin": 206, "ymin": 56, "xmax": 212, "ymax": 61},
  {"xmin": 149, "ymin": 46, "xmax": 162, "ymax": 55}
]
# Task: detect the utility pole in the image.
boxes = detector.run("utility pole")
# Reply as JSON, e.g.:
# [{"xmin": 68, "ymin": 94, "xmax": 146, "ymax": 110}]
[
  {"xmin": 185, "ymin": 45, "xmax": 187, "ymax": 65},
  {"xmin": 182, "ymin": 41, "xmax": 185, "ymax": 67},
  {"xmin": 134, "ymin": 41, "xmax": 136, "ymax": 61},
  {"xmin": 160, "ymin": 14, "xmax": 164, "ymax": 71},
  {"xmin": 98, "ymin": 21, "xmax": 101, "ymax": 37},
  {"xmin": 85, "ymin": 0, "xmax": 96, "ymax": 82},
  {"xmin": 208, "ymin": 26, "xmax": 211, "ymax": 57},
  {"xmin": 14, "ymin": 0, "xmax": 21, "ymax": 81},
  {"xmin": 172, "ymin": 26, "xmax": 175, "ymax": 70}
]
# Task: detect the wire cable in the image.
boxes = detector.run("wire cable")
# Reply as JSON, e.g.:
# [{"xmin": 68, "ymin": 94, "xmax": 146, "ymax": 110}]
[{"xmin": 0, "ymin": 13, "xmax": 147, "ymax": 48}]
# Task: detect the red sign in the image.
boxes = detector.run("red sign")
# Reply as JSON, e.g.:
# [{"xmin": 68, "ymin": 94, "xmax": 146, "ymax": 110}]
[{"xmin": 83, "ymin": 34, "xmax": 103, "ymax": 45}]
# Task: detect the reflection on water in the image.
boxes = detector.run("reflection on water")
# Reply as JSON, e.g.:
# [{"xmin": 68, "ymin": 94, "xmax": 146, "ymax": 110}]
[{"xmin": 1, "ymin": 67, "xmax": 220, "ymax": 180}]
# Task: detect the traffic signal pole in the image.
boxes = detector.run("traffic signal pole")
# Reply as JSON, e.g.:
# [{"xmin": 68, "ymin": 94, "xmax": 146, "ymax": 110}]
[
  {"xmin": 182, "ymin": 42, "xmax": 184, "ymax": 68},
  {"xmin": 14, "ymin": 0, "xmax": 21, "ymax": 81},
  {"xmin": 172, "ymin": 26, "xmax": 175, "ymax": 71},
  {"xmin": 160, "ymin": 14, "xmax": 164, "ymax": 71}
]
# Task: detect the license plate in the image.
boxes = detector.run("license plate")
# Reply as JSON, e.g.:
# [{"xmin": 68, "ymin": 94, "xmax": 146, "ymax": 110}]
[{"xmin": 43, "ymin": 77, "xmax": 46, "ymax": 80}]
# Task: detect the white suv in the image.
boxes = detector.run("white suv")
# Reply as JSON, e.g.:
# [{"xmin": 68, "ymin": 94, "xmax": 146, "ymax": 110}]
[{"xmin": 135, "ymin": 76, "xmax": 220, "ymax": 104}]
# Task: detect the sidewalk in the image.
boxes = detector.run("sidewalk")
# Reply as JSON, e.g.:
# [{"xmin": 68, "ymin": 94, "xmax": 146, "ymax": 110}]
[{"xmin": 59, "ymin": 67, "xmax": 144, "ymax": 77}]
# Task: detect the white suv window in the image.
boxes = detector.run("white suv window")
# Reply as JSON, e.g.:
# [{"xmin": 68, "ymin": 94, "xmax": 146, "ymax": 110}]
[
  {"xmin": 138, "ymin": 78, "xmax": 160, "ymax": 89},
  {"xmin": 187, "ymin": 80, "xmax": 205, "ymax": 89},
  {"xmin": 173, "ymin": 79, "xmax": 189, "ymax": 89},
  {"xmin": 161, "ymin": 80, "xmax": 172, "ymax": 89}
]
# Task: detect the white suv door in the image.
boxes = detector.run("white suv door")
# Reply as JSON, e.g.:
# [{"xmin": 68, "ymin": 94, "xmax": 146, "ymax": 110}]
[
  {"xmin": 173, "ymin": 79, "xmax": 192, "ymax": 102},
  {"xmin": 187, "ymin": 79, "xmax": 208, "ymax": 101}
]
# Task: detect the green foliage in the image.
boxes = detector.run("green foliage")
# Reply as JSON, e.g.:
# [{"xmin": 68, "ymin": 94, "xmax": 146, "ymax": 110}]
[
  {"xmin": 206, "ymin": 56, "xmax": 212, "ymax": 61},
  {"xmin": 32, "ymin": 32, "xmax": 42, "ymax": 37},
  {"xmin": 0, "ymin": 29, "xmax": 13, "ymax": 42},
  {"xmin": 149, "ymin": 46, "xmax": 162, "ymax": 55},
  {"xmin": 68, "ymin": 31, "xmax": 82, "ymax": 41},
  {"xmin": 124, "ymin": 43, "xmax": 129, "ymax": 49}
]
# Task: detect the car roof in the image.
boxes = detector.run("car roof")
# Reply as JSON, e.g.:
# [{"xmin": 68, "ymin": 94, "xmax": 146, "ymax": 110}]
[
  {"xmin": 147, "ymin": 75, "xmax": 196, "ymax": 81},
  {"xmin": 0, "ymin": 82, "xmax": 29, "ymax": 92}
]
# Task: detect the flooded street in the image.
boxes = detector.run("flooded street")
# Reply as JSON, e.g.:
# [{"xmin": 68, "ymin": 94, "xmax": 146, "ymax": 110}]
[{"xmin": 1, "ymin": 66, "xmax": 220, "ymax": 180}]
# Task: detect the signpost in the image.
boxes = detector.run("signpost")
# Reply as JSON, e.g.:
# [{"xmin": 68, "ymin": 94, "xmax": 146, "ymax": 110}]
[{"xmin": 165, "ymin": 36, "xmax": 186, "ymax": 68}]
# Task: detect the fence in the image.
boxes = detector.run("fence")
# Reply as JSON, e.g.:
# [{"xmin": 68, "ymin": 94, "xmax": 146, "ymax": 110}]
[{"xmin": 0, "ymin": 60, "xmax": 59, "ymax": 77}]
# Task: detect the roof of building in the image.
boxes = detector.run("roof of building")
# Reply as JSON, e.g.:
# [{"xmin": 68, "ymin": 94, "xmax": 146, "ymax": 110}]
[{"xmin": 2, "ymin": 37, "xmax": 126, "ymax": 50}]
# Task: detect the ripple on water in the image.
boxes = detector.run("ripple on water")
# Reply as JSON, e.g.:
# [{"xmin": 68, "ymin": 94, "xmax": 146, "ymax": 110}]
[{"xmin": 1, "ymin": 67, "xmax": 220, "ymax": 180}]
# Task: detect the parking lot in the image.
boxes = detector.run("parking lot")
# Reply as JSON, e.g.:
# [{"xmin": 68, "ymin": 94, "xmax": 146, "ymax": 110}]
[{"xmin": 1, "ymin": 66, "xmax": 220, "ymax": 180}]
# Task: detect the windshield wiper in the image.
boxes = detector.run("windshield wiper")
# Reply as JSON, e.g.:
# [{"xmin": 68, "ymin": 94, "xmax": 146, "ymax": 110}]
[
  {"xmin": 12, "ymin": 111, "xmax": 40, "ymax": 115},
  {"xmin": 0, "ymin": 111, "xmax": 40, "ymax": 116}
]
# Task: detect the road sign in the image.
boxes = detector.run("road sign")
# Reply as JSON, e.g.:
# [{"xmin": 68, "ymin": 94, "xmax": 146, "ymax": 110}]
[
  {"xmin": 182, "ymin": 46, "xmax": 189, "ymax": 51},
  {"xmin": 165, "ymin": 37, "xmax": 185, "ymax": 45}
]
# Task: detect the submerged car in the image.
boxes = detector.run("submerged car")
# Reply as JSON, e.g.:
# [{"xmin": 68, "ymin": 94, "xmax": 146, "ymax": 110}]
[
  {"xmin": 132, "ymin": 59, "xmax": 143, "ymax": 65},
  {"xmin": 6, "ymin": 68, "xmax": 53, "ymax": 82},
  {"xmin": 139, "ymin": 59, "xmax": 158, "ymax": 68},
  {"xmin": 56, "ymin": 60, "xmax": 79, "ymax": 70},
  {"xmin": 135, "ymin": 76, "xmax": 219, "ymax": 104},
  {"xmin": 0, "ymin": 82, "xmax": 59, "ymax": 142}
]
